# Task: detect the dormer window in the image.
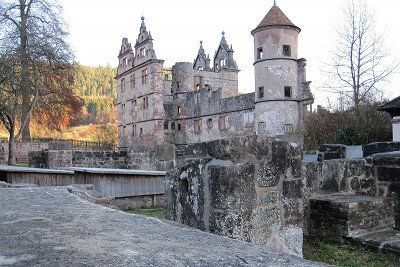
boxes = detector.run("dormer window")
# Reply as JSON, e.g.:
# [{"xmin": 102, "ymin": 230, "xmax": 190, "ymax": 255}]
[
  {"xmin": 123, "ymin": 58, "xmax": 128, "ymax": 66},
  {"xmin": 140, "ymin": 48, "xmax": 145, "ymax": 57},
  {"xmin": 198, "ymin": 66, "xmax": 204, "ymax": 71},
  {"xmin": 220, "ymin": 58, "xmax": 226, "ymax": 68},
  {"xmin": 257, "ymin": 47, "xmax": 263, "ymax": 60},
  {"xmin": 283, "ymin": 45, "xmax": 291, "ymax": 57}
]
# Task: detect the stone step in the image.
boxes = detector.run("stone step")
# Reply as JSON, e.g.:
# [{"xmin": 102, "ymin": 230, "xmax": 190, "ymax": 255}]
[
  {"xmin": 308, "ymin": 193, "xmax": 395, "ymax": 243},
  {"xmin": 351, "ymin": 229, "xmax": 400, "ymax": 254}
]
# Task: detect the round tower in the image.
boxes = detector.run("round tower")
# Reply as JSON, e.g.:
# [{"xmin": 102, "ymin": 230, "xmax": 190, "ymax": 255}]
[{"xmin": 252, "ymin": 3, "xmax": 305, "ymax": 144}]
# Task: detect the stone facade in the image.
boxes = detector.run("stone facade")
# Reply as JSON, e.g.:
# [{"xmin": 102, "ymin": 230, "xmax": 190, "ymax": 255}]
[
  {"xmin": 165, "ymin": 135, "xmax": 305, "ymax": 257},
  {"xmin": 116, "ymin": 4, "xmax": 314, "ymax": 156}
]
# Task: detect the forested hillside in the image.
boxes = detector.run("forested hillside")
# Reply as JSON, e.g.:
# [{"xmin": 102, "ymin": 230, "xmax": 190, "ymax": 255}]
[{"xmin": 0, "ymin": 63, "xmax": 118, "ymax": 144}]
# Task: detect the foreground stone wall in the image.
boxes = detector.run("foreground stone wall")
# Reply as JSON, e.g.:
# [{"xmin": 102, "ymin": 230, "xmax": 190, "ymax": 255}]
[
  {"xmin": 0, "ymin": 141, "xmax": 49, "ymax": 165},
  {"xmin": 165, "ymin": 135, "xmax": 305, "ymax": 257}
]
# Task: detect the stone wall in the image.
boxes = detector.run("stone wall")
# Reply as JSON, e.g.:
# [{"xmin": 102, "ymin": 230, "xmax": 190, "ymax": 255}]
[
  {"xmin": 165, "ymin": 135, "xmax": 305, "ymax": 257},
  {"xmin": 29, "ymin": 143, "xmax": 175, "ymax": 171},
  {"xmin": 363, "ymin": 142, "xmax": 400, "ymax": 157},
  {"xmin": 317, "ymin": 144, "xmax": 346, "ymax": 162},
  {"xmin": 0, "ymin": 141, "xmax": 49, "ymax": 165}
]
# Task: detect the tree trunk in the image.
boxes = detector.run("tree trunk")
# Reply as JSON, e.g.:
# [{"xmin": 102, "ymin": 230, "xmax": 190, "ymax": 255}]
[
  {"xmin": 21, "ymin": 94, "xmax": 31, "ymax": 141},
  {"xmin": 20, "ymin": 1, "xmax": 31, "ymax": 142},
  {"xmin": 8, "ymin": 134, "xmax": 16, "ymax": 166}
]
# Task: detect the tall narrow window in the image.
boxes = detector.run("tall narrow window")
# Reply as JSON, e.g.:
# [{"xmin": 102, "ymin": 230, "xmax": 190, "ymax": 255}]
[
  {"xmin": 258, "ymin": 86, "xmax": 264, "ymax": 99},
  {"xmin": 177, "ymin": 106, "xmax": 181, "ymax": 114},
  {"xmin": 121, "ymin": 78, "xmax": 125, "ymax": 93},
  {"xmin": 133, "ymin": 99, "xmax": 137, "ymax": 111},
  {"xmin": 220, "ymin": 58, "xmax": 226, "ymax": 68},
  {"xmin": 284, "ymin": 86, "xmax": 292, "ymax": 98},
  {"xmin": 121, "ymin": 104, "xmax": 126, "ymax": 116},
  {"xmin": 140, "ymin": 128, "xmax": 143, "ymax": 137},
  {"xmin": 123, "ymin": 126, "xmax": 127, "ymax": 137},
  {"xmin": 140, "ymin": 48, "xmax": 145, "ymax": 57},
  {"xmin": 142, "ymin": 69, "xmax": 148, "ymax": 84},
  {"xmin": 257, "ymin": 47, "xmax": 263, "ymax": 60},
  {"xmin": 283, "ymin": 45, "xmax": 291, "ymax": 57},
  {"xmin": 177, "ymin": 123, "xmax": 182, "ymax": 132},
  {"xmin": 132, "ymin": 74, "xmax": 135, "ymax": 89},
  {"xmin": 164, "ymin": 122, "xmax": 169, "ymax": 130}
]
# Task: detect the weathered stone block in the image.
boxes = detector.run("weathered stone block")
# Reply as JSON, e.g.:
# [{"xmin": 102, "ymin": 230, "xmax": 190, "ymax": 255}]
[
  {"xmin": 283, "ymin": 179, "xmax": 303, "ymax": 199},
  {"xmin": 317, "ymin": 144, "xmax": 346, "ymax": 162},
  {"xmin": 308, "ymin": 194, "xmax": 395, "ymax": 242}
]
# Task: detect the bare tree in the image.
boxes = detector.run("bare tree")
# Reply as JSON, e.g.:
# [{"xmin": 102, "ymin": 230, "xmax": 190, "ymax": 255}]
[
  {"xmin": 0, "ymin": 0, "xmax": 73, "ymax": 142},
  {"xmin": 326, "ymin": 0, "xmax": 398, "ymax": 108}
]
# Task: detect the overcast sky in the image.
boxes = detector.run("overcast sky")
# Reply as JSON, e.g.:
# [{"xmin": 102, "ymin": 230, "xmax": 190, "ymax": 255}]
[{"xmin": 60, "ymin": 0, "xmax": 400, "ymax": 106}]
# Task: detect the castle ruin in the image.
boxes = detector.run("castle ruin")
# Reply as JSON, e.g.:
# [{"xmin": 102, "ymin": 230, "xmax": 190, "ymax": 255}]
[{"xmin": 116, "ymin": 4, "xmax": 314, "ymax": 152}]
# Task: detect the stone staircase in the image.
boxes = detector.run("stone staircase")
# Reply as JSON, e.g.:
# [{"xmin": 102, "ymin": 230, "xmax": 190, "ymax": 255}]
[{"xmin": 308, "ymin": 193, "xmax": 400, "ymax": 254}]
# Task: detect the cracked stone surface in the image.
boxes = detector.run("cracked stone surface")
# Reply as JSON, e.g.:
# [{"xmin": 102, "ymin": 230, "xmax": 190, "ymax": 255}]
[{"xmin": 0, "ymin": 187, "xmax": 326, "ymax": 266}]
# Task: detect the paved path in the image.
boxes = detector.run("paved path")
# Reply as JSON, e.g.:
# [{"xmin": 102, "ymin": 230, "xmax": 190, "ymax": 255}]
[{"xmin": 0, "ymin": 187, "xmax": 326, "ymax": 266}]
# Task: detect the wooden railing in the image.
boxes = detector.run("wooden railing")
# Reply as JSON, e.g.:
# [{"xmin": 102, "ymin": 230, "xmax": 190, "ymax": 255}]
[{"xmin": 0, "ymin": 137, "xmax": 117, "ymax": 151}]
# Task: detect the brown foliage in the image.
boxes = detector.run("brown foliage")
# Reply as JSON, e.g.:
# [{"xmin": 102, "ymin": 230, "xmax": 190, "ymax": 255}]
[{"xmin": 304, "ymin": 103, "xmax": 392, "ymax": 150}]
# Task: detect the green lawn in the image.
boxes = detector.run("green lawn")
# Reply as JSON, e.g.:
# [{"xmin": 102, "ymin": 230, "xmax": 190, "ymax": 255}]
[
  {"xmin": 304, "ymin": 237, "xmax": 400, "ymax": 267},
  {"xmin": 126, "ymin": 206, "xmax": 165, "ymax": 220}
]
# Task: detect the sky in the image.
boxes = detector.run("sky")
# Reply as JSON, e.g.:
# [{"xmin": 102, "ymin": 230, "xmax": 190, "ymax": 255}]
[{"xmin": 60, "ymin": 0, "xmax": 400, "ymax": 106}]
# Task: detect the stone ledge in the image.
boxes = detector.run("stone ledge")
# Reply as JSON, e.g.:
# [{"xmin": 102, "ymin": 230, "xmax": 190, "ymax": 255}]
[{"xmin": 0, "ymin": 187, "xmax": 326, "ymax": 266}]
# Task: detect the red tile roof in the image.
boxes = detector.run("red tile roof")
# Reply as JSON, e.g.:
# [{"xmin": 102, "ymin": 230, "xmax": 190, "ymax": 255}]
[{"xmin": 252, "ymin": 5, "xmax": 300, "ymax": 34}]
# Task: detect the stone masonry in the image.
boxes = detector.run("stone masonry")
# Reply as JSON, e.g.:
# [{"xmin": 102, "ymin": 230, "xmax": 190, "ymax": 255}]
[{"xmin": 165, "ymin": 135, "xmax": 305, "ymax": 257}]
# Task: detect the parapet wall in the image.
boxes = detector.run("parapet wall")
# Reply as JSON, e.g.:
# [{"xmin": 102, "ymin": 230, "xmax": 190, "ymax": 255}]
[{"xmin": 165, "ymin": 135, "xmax": 304, "ymax": 257}]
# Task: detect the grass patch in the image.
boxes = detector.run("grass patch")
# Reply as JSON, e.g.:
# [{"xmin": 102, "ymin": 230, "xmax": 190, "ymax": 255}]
[
  {"xmin": 127, "ymin": 206, "xmax": 165, "ymax": 220},
  {"xmin": 304, "ymin": 237, "xmax": 400, "ymax": 267}
]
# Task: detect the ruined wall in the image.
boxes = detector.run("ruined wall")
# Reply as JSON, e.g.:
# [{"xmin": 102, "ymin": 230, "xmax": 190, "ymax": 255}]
[
  {"xmin": 0, "ymin": 142, "xmax": 49, "ymax": 165},
  {"xmin": 30, "ymin": 149, "xmax": 128, "ymax": 169},
  {"xmin": 193, "ymin": 69, "xmax": 238, "ymax": 98},
  {"xmin": 29, "ymin": 143, "xmax": 174, "ymax": 171},
  {"xmin": 165, "ymin": 136, "xmax": 305, "ymax": 257},
  {"xmin": 167, "ymin": 88, "xmax": 255, "ymax": 145}
]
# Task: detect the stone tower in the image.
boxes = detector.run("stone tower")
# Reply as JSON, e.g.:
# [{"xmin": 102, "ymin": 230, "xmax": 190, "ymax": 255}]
[
  {"xmin": 116, "ymin": 17, "xmax": 166, "ymax": 149},
  {"xmin": 252, "ymin": 3, "xmax": 313, "ymax": 145}
]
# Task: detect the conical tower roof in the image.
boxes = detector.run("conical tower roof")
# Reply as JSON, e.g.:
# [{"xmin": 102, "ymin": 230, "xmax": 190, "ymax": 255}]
[{"xmin": 252, "ymin": 4, "xmax": 300, "ymax": 35}]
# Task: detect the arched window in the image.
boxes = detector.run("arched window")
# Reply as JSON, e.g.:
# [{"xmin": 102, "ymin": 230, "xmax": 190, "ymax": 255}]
[{"xmin": 140, "ymin": 128, "xmax": 143, "ymax": 137}]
